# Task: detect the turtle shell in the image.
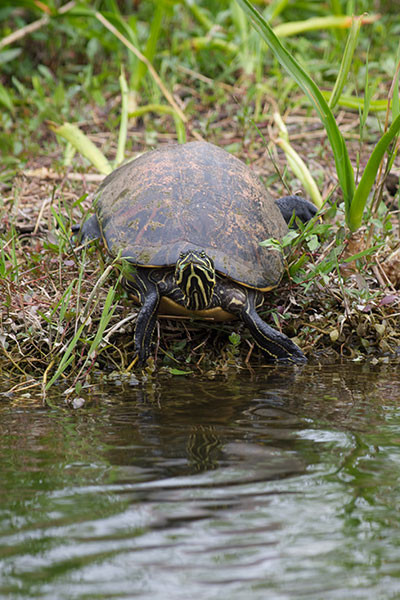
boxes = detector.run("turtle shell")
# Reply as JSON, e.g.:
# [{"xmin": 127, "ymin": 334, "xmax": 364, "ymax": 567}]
[{"xmin": 95, "ymin": 141, "xmax": 288, "ymax": 291}]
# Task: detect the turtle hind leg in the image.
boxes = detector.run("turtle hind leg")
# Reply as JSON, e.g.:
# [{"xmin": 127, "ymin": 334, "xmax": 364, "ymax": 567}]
[
  {"xmin": 73, "ymin": 215, "xmax": 101, "ymax": 242},
  {"xmin": 223, "ymin": 286, "xmax": 306, "ymax": 364},
  {"xmin": 244, "ymin": 309, "xmax": 306, "ymax": 363},
  {"xmin": 275, "ymin": 195, "xmax": 317, "ymax": 225}
]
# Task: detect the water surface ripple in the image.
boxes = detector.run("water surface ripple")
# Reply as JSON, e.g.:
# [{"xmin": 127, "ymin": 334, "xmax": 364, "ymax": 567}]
[{"xmin": 1, "ymin": 363, "xmax": 400, "ymax": 599}]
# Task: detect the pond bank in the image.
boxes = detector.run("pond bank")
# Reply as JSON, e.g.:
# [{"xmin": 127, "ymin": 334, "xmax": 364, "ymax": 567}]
[{"xmin": 1, "ymin": 134, "xmax": 400, "ymax": 391}]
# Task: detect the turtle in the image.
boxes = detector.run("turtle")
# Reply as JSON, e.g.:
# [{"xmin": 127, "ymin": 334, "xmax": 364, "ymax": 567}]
[{"xmin": 79, "ymin": 141, "xmax": 316, "ymax": 365}]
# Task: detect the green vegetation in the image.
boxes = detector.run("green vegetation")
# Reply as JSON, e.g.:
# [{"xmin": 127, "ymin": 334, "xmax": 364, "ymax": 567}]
[{"xmin": 1, "ymin": 0, "xmax": 399, "ymax": 397}]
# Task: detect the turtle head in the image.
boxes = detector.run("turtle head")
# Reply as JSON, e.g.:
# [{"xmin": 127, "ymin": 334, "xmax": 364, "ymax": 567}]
[{"xmin": 175, "ymin": 250, "xmax": 216, "ymax": 311}]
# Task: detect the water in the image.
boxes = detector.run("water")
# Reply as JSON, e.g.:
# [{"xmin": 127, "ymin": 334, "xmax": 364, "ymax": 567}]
[{"xmin": 1, "ymin": 362, "xmax": 400, "ymax": 599}]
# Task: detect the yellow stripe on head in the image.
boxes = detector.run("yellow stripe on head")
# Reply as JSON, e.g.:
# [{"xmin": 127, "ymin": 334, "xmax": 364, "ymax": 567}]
[{"xmin": 175, "ymin": 250, "xmax": 216, "ymax": 311}]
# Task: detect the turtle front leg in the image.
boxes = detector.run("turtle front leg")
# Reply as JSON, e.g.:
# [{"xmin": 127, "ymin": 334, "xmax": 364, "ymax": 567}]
[
  {"xmin": 126, "ymin": 269, "xmax": 161, "ymax": 365},
  {"xmin": 221, "ymin": 285, "xmax": 306, "ymax": 363}
]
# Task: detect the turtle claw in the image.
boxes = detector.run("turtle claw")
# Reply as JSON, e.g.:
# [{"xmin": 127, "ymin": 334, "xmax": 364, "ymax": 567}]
[{"xmin": 287, "ymin": 348, "xmax": 307, "ymax": 364}]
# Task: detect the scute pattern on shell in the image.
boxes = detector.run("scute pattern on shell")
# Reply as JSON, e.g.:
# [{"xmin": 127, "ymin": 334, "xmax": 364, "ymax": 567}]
[{"xmin": 95, "ymin": 141, "xmax": 288, "ymax": 290}]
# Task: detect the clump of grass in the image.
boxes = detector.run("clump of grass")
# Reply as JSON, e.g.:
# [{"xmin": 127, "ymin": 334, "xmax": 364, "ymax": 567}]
[{"xmin": 0, "ymin": 198, "xmax": 130, "ymax": 396}]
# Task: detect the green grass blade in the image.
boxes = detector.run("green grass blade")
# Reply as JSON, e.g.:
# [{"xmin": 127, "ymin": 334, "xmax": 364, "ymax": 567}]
[
  {"xmin": 50, "ymin": 122, "xmax": 112, "ymax": 174},
  {"xmin": 184, "ymin": 0, "xmax": 213, "ymax": 30},
  {"xmin": 95, "ymin": 11, "xmax": 187, "ymax": 124},
  {"xmin": 330, "ymin": 0, "xmax": 342, "ymax": 15},
  {"xmin": 128, "ymin": 104, "xmax": 178, "ymax": 118},
  {"xmin": 57, "ymin": 281, "xmax": 75, "ymax": 324},
  {"xmin": 236, "ymin": 0, "xmax": 355, "ymax": 210},
  {"xmin": 360, "ymin": 51, "xmax": 372, "ymax": 138},
  {"xmin": 273, "ymin": 16, "xmax": 362, "ymax": 39},
  {"xmin": 174, "ymin": 114, "xmax": 187, "ymax": 144},
  {"xmin": 348, "ymin": 112, "xmax": 400, "ymax": 231},
  {"xmin": 87, "ymin": 285, "xmax": 119, "ymax": 359},
  {"xmin": 392, "ymin": 74, "xmax": 400, "ymax": 121},
  {"xmin": 128, "ymin": 103, "xmax": 185, "ymax": 140},
  {"xmin": 265, "ymin": 0, "xmax": 290, "ymax": 21},
  {"xmin": 321, "ymin": 91, "xmax": 388, "ymax": 112},
  {"xmin": 45, "ymin": 321, "xmax": 86, "ymax": 390},
  {"xmin": 131, "ymin": 2, "xmax": 164, "ymax": 91},
  {"xmin": 384, "ymin": 58, "xmax": 400, "ymax": 175},
  {"xmin": 115, "ymin": 67, "xmax": 128, "ymax": 167},
  {"xmin": 50, "ymin": 205, "xmax": 69, "ymax": 238},
  {"xmin": 0, "ymin": 83, "xmax": 14, "ymax": 113},
  {"xmin": 391, "ymin": 53, "xmax": 400, "ymax": 121},
  {"xmin": 273, "ymin": 112, "xmax": 322, "ymax": 208},
  {"xmin": 329, "ymin": 16, "xmax": 362, "ymax": 110}
]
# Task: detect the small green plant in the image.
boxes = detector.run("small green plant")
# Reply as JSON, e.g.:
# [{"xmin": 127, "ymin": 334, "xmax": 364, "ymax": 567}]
[
  {"xmin": 237, "ymin": 0, "xmax": 400, "ymax": 233},
  {"xmin": 227, "ymin": 331, "xmax": 241, "ymax": 357}
]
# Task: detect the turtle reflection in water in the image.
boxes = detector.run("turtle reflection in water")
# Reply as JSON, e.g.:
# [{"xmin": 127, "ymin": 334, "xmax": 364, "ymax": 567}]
[{"xmin": 80, "ymin": 141, "xmax": 316, "ymax": 364}]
